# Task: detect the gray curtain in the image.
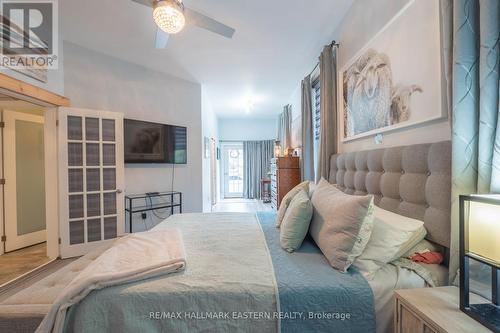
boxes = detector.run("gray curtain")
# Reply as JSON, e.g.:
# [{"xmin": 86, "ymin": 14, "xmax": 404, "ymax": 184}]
[
  {"xmin": 450, "ymin": 0, "xmax": 500, "ymax": 283},
  {"xmin": 301, "ymin": 75, "xmax": 315, "ymax": 181},
  {"xmin": 316, "ymin": 45, "xmax": 338, "ymax": 183},
  {"xmin": 243, "ymin": 140, "xmax": 275, "ymax": 199},
  {"xmin": 277, "ymin": 105, "xmax": 292, "ymax": 151}
]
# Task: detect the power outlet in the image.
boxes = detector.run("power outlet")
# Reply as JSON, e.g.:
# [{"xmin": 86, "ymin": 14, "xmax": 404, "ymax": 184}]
[{"xmin": 141, "ymin": 212, "xmax": 147, "ymax": 220}]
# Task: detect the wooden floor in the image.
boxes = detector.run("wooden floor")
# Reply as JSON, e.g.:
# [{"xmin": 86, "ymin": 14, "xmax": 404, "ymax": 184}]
[
  {"xmin": 0, "ymin": 243, "xmax": 51, "ymax": 286},
  {"xmin": 212, "ymin": 199, "xmax": 273, "ymax": 213}
]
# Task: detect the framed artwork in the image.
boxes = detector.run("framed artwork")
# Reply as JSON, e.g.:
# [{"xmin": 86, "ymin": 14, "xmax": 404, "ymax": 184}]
[{"xmin": 339, "ymin": 0, "xmax": 446, "ymax": 142}]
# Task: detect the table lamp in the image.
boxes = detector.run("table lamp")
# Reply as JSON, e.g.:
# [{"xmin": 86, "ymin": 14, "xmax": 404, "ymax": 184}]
[{"xmin": 460, "ymin": 194, "xmax": 500, "ymax": 333}]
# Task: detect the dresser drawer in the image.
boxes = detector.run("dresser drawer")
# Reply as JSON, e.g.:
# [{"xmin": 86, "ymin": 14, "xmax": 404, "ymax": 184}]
[{"xmin": 274, "ymin": 157, "xmax": 299, "ymax": 169}]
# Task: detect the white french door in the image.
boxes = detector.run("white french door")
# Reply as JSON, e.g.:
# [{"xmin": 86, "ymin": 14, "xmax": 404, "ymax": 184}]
[
  {"xmin": 222, "ymin": 143, "xmax": 244, "ymax": 198},
  {"xmin": 58, "ymin": 108, "xmax": 125, "ymax": 258},
  {"xmin": 3, "ymin": 110, "xmax": 46, "ymax": 252}
]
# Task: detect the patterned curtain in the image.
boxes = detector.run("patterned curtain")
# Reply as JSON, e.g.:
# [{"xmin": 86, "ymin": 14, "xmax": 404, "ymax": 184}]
[
  {"xmin": 243, "ymin": 140, "xmax": 275, "ymax": 199},
  {"xmin": 277, "ymin": 105, "xmax": 292, "ymax": 151},
  {"xmin": 301, "ymin": 75, "xmax": 315, "ymax": 181},
  {"xmin": 450, "ymin": 0, "xmax": 500, "ymax": 283},
  {"xmin": 316, "ymin": 45, "xmax": 338, "ymax": 182}
]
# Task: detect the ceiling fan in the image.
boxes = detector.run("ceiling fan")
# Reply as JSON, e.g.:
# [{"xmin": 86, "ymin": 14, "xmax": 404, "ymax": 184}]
[{"xmin": 131, "ymin": 0, "xmax": 235, "ymax": 48}]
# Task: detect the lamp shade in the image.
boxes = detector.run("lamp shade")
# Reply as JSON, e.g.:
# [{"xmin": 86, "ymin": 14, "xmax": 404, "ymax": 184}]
[
  {"xmin": 466, "ymin": 197, "xmax": 500, "ymax": 268},
  {"xmin": 153, "ymin": 0, "xmax": 186, "ymax": 34}
]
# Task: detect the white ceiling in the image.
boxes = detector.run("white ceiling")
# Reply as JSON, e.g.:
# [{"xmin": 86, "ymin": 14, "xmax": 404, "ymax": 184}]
[{"xmin": 60, "ymin": 0, "xmax": 353, "ymax": 118}]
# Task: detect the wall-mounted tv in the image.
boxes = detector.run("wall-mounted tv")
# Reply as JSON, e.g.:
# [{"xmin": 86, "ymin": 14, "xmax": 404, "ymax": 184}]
[{"xmin": 124, "ymin": 119, "xmax": 187, "ymax": 164}]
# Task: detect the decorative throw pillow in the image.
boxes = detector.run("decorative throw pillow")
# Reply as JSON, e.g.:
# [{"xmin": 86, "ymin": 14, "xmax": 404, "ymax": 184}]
[
  {"xmin": 353, "ymin": 206, "xmax": 427, "ymax": 278},
  {"xmin": 309, "ymin": 179, "xmax": 374, "ymax": 272},
  {"xmin": 275, "ymin": 181, "xmax": 309, "ymax": 228},
  {"xmin": 280, "ymin": 190, "xmax": 313, "ymax": 253}
]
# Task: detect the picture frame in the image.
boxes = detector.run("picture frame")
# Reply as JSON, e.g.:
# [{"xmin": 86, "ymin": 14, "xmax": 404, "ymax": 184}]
[{"xmin": 338, "ymin": 0, "xmax": 447, "ymax": 142}]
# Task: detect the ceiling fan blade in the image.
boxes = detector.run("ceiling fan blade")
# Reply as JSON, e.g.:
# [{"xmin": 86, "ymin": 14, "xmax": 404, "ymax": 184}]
[
  {"xmin": 155, "ymin": 28, "xmax": 170, "ymax": 48},
  {"xmin": 184, "ymin": 8, "xmax": 235, "ymax": 39},
  {"xmin": 130, "ymin": 0, "xmax": 154, "ymax": 8}
]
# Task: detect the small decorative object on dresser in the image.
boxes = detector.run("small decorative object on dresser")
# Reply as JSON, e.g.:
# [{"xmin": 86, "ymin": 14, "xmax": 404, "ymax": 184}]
[
  {"xmin": 270, "ymin": 156, "xmax": 301, "ymax": 210},
  {"xmin": 395, "ymin": 287, "xmax": 493, "ymax": 333}
]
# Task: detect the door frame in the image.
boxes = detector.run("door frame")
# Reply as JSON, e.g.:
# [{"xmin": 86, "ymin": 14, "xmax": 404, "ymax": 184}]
[
  {"xmin": 220, "ymin": 142, "xmax": 244, "ymax": 199},
  {"xmin": 0, "ymin": 73, "xmax": 70, "ymax": 258},
  {"xmin": 3, "ymin": 110, "xmax": 46, "ymax": 252},
  {"xmin": 209, "ymin": 138, "xmax": 217, "ymax": 206}
]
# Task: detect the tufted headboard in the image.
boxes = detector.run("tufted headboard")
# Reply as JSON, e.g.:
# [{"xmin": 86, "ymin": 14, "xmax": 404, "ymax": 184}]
[{"xmin": 329, "ymin": 141, "xmax": 451, "ymax": 248}]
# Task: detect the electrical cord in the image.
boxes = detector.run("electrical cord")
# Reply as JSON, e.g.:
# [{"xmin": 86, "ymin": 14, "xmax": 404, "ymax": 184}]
[
  {"xmin": 143, "ymin": 162, "xmax": 177, "ymax": 230},
  {"xmin": 148, "ymin": 195, "xmax": 171, "ymax": 220}
]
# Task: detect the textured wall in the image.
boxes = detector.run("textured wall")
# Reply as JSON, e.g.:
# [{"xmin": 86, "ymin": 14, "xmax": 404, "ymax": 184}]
[
  {"xmin": 288, "ymin": 0, "xmax": 451, "ymax": 153},
  {"xmin": 63, "ymin": 42, "xmax": 203, "ymax": 231}
]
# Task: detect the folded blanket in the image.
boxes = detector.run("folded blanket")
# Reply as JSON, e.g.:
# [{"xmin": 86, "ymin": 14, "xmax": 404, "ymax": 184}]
[{"xmin": 36, "ymin": 229, "xmax": 186, "ymax": 333}]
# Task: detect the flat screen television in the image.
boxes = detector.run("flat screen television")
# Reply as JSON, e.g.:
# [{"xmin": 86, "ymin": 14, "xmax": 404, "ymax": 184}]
[{"xmin": 124, "ymin": 119, "xmax": 187, "ymax": 164}]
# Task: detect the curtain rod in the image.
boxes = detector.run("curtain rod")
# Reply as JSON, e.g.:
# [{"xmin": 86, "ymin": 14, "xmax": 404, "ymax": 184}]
[{"xmin": 307, "ymin": 40, "xmax": 339, "ymax": 77}]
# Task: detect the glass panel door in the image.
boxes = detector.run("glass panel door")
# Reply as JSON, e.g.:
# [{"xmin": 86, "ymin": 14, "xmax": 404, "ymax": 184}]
[
  {"xmin": 222, "ymin": 144, "xmax": 244, "ymax": 198},
  {"xmin": 59, "ymin": 108, "xmax": 124, "ymax": 259},
  {"xmin": 3, "ymin": 110, "xmax": 46, "ymax": 252}
]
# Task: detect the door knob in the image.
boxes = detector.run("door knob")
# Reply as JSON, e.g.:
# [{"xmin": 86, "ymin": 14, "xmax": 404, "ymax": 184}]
[{"xmin": 116, "ymin": 189, "xmax": 123, "ymax": 194}]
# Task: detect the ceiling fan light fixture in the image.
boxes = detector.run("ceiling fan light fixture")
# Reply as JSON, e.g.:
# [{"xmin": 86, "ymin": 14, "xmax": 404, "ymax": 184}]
[{"xmin": 153, "ymin": 0, "xmax": 185, "ymax": 34}]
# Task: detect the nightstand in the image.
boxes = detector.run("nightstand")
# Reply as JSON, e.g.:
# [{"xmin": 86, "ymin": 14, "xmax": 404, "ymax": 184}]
[{"xmin": 395, "ymin": 286, "xmax": 493, "ymax": 333}]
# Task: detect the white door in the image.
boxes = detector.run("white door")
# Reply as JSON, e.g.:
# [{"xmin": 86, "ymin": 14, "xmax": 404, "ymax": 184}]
[
  {"xmin": 222, "ymin": 143, "xmax": 244, "ymax": 198},
  {"xmin": 58, "ymin": 108, "xmax": 125, "ymax": 258},
  {"xmin": 3, "ymin": 110, "xmax": 46, "ymax": 252}
]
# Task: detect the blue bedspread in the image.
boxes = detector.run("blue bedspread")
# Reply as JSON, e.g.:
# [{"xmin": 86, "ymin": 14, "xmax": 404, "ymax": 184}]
[{"xmin": 257, "ymin": 212, "xmax": 376, "ymax": 333}]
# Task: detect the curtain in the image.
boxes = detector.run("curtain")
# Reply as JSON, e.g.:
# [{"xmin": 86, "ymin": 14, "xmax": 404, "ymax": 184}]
[
  {"xmin": 450, "ymin": 0, "xmax": 500, "ymax": 283},
  {"xmin": 316, "ymin": 45, "xmax": 338, "ymax": 183},
  {"xmin": 301, "ymin": 75, "xmax": 315, "ymax": 181},
  {"xmin": 277, "ymin": 105, "xmax": 292, "ymax": 151},
  {"xmin": 243, "ymin": 140, "xmax": 275, "ymax": 199}
]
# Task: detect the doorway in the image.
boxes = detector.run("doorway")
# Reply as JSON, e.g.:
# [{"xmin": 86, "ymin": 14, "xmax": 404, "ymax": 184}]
[
  {"xmin": 3, "ymin": 110, "xmax": 46, "ymax": 252},
  {"xmin": 0, "ymin": 96, "xmax": 54, "ymax": 285},
  {"xmin": 222, "ymin": 143, "xmax": 244, "ymax": 198}
]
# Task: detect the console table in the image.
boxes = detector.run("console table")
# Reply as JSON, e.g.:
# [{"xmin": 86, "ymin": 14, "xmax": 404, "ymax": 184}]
[{"xmin": 125, "ymin": 191, "xmax": 182, "ymax": 233}]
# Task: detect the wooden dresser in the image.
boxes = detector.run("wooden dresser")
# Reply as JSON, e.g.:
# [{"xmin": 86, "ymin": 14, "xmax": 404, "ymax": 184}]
[{"xmin": 270, "ymin": 157, "xmax": 301, "ymax": 210}]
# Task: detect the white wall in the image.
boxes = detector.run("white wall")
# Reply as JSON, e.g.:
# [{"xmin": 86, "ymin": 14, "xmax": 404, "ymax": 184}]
[
  {"xmin": 289, "ymin": 0, "xmax": 451, "ymax": 153},
  {"xmin": 219, "ymin": 118, "xmax": 277, "ymax": 141},
  {"xmin": 63, "ymin": 41, "xmax": 203, "ymax": 231},
  {"xmin": 201, "ymin": 87, "xmax": 219, "ymax": 212}
]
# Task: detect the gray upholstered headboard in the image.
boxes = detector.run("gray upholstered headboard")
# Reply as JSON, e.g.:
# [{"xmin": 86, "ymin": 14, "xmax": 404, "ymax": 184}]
[{"xmin": 329, "ymin": 141, "xmax": 451, "ymax": 248}]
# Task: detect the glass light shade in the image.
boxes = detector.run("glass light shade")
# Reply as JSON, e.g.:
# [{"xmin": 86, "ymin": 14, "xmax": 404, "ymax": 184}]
[
  {"xmin": 467, "ymin": 199, "xmax": 500, "ymax": 267},
  {"xmin": 274, "ymin": 142, "xmax": 281, "ymax": 157},
  {"xmin": 153, "ymin": 0, "xmax": 185, "ymax": 34}
]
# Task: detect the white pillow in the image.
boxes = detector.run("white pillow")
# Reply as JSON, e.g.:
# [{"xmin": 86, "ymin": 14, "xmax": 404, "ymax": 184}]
[{"xmin": 353, "ymin": 206, "xmax": 427, "ymax": 279}]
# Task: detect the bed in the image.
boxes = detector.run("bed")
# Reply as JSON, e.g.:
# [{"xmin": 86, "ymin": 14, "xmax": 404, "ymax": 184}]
[{"xmin": 0, "ymin": 141, "xmax": 451, "ymax": 333}]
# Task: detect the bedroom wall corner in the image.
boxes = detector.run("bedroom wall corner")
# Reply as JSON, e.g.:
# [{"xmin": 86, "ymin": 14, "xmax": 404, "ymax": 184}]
[
  {"xmin": 288, "ymin": 0, "xmax": 451, "ymax": 154},
  {"xmin": 63, "ymin": 41, "xmax": 204, "ymax": 231}
]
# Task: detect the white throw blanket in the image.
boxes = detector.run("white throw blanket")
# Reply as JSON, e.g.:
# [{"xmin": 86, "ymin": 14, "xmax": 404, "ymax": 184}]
[{"xmin": 36, "ymin": 229, "xmax": 186, "ymax": 333}]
